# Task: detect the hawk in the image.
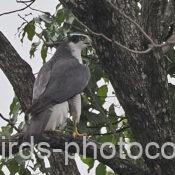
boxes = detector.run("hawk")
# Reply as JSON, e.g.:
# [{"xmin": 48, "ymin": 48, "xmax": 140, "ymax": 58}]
[{"xmin": 24, "ymin": 34, "xmax": 91, "ymax": 139}]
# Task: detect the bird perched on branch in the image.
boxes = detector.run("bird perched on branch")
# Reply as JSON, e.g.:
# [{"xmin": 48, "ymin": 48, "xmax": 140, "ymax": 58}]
[{"xmin": 24, "ymin": 33, "xmax": 91, "ymax": 139}]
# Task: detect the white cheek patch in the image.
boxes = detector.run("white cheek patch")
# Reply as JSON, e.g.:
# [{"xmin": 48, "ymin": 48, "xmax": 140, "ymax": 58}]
[{"xmin": 69, "ymin": 42, "xmax": 83, "ymax": 64}]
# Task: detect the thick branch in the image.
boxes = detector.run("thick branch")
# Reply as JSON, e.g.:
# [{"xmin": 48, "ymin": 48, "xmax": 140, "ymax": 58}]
[
  {"xmin": 3, "ymin": 132, "xmax": 149, "ymax": 175},
  {"xmin": 0, "ymin": 31, "xmax": 34, "ymax": 112}
]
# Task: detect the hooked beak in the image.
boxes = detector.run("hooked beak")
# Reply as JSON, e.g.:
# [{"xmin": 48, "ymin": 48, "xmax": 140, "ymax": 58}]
[{"xmin": 83, "ymin": 37, "xmax": 92, "ymax": 48}]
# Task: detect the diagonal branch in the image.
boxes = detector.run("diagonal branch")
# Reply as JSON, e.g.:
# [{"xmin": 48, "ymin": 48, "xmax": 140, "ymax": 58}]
[
  {"xmin": 0, "ymin": 31, "xmax": 35, "ymax": 112},
  {"xmin": 2, "ymin": 132, "xmax": 149, "ymax": 175},
  {"xmin": 0, "ymin": 0, "xmax": 35, "ymax": 17},
  {"xmin": 16, "ymin": 0, "xmax": 34, "ymax": 3},
  {"xmin": 75, "ymin": 17, "xmax": 152, "ymax": 54}
]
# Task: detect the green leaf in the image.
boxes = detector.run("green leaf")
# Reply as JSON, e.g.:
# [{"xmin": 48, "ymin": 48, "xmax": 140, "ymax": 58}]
[
  {"xmin": 41, "ymin": 44, "xmax": 48, "ymax": 62},
  {"xmin": 18, "ymin": 167, "xmax": 31, "ymax": 175},
  {"xmin": 108, "ymin": 104, "xmax": 117, "ymax": 123},
  {"xmin": 14, "ymin": 154, "xmax": 26, "ymax": 166},
  {"xmin": 96, "ymin": 85, "xmax": 108, "ymax": 105},
  {"xmin": 56, "ymin": 9, "xmax": 66, "ymax": 26},
  {"xmin": 30, "ymin": 42, "xmax": 40, "ymax": 58},
  {"xmin": 96, "ymin": 134, "xmax": 116, "ymax": 144},
  {"xmin": 0, "ymin": 125, "xmax": 13, "ymax": 137},
  {"xmin": 80, "ymin": 156, "xmax": 95, "ymax": 173},
  {"xmin": 21, "ymin": 20, "xmax": 35, "ymax": 42},
  {"xmin": 9, "ymin": 96, "xmax": 21, "ymax": 124},
  {"xmin": 6, "ymin": 159, "xmax": 19, "ymax": 174},
  {"xmin": 96, "ymin": 163, "xmax": 106, "ymax": 175},
  {"xmin": 18, "ymin": 121, "xmax": 25, "ymax": 131},
  {"xmin": 123, "ymin": 127, "xmax": 135, "ymax": 142},
  {"xmin": 0, "ymin": 169, "xmax": 5, "ymax": 175},
  {"xmin": 97, "ymin": 85, "xmax": 108, "ymax": 97}
]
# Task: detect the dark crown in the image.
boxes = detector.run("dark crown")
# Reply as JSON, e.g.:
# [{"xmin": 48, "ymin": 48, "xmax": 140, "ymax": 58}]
[{"xmin": 68, "ymin": 35, "xmax": 87, "ymax": 43}]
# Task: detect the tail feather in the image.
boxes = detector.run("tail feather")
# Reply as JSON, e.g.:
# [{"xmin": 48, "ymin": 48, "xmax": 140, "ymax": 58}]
[{"xmin": 23, "ymin": 109, "xmax": 51, "ymax": 141}]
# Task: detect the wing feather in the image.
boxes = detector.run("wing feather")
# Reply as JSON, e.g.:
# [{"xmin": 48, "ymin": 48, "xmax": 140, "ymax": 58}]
[
  {"xmin": 32, "ymin": 62, "xmax": 52, "ymax": 102},
  {"xmin": 28, "ymin": 58, "xmax": 90, "ymax": 115}
]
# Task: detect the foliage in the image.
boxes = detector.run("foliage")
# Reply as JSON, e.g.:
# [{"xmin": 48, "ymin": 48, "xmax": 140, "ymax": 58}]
[
  {"xmin": 80, "ymin": 156, "xmax": 95, "ymax": 173},
  {"xmin": 96, "ymin": 163, "xmax": 106, "ymax": 175}
]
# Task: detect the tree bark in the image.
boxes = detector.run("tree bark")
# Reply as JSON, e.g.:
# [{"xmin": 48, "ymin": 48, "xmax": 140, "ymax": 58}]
[
  {"xmin": 59, "ymin": 0, "xmax": 175, "ymax": 174},
  {"xmin": 49, "ymin": 152, "xmax": 80, "ymax": 175},
  {"xmin": 0, "ymin": 31, "xmax": 34, "ymax": 112},
  {"xmin": 0, "ymin": 31, "xmax": 80, "ymax": 175}
]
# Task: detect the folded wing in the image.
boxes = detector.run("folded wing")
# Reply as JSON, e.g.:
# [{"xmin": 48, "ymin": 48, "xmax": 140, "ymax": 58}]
[{"xmin": 28, "ymin": 58, "xmax": 90, "ymax": 116}]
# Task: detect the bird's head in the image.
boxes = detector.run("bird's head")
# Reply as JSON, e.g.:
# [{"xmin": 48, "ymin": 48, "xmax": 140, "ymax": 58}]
[
  {"xmin": 68, "ymin": 33, "xmax": 92, "ymax": 51},
  {"xmin": 66, "ymin": 33, "xmax": 92, "ymax": 63}
]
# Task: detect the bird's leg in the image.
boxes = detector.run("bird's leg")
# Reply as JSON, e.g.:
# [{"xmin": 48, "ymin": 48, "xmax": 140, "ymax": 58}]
[{"xmin": 72, "ymin": 121, "xmax": 86, "ymax": 138}]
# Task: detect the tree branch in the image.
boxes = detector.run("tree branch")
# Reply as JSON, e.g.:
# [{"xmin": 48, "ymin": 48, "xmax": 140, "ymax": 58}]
[
  {"xmin": 0, "ymin": 31, "xmax": 35, "ymax": 112},
  {"xmin": 75, "ymin": 17, "xmax": 152, "ymax": 55},
  {"xmin": 2, "ymin": 132, "xmax": 149, "ymax": 175},
  {"xmin": 0, "ymin": 0, "xmax": 35, "ymax": 17},
  {"xmin": 16, "ymin": 0, "xmax": 34, "ymax": 3},
  {"xmin": 74, "ymin": 1, "xmax": 175, "ymax": 56}
]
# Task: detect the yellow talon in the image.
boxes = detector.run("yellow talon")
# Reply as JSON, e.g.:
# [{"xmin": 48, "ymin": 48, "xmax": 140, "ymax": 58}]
[{"xmin": 72, "ymin": 126, "xmax": 87, "ymax": 138}]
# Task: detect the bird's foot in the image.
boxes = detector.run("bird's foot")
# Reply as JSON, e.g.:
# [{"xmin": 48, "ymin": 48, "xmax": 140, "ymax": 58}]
[{"xmin": 72, "ymin": 128, "xmax": 87, "ymax": 138}]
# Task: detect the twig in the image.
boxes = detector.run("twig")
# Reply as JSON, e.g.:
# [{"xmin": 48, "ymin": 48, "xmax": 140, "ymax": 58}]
[
  {"xmin": 75, "ymin": 17, "xmax": 152, "ymax": 54},
  {"xmin": 16, "ymin": 0, "xmax": 34, "ymax": 3},
  {"xmin": 0, "ymin": 113, "xmax": 20, "ymax": 132},
  {"xmin": 18, "ymin": 14, "xmax": 28, "ymax": 23},
  {"xmin": 0, "ymin": 0, "xmax": 35, "ymax": 17},
  {"xmin": 75, "ymin": 2, "xmax": 175, "ymax": 55}
]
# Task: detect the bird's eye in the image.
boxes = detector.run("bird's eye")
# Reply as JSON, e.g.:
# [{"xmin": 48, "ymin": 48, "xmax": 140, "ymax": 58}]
[{"xmin": 69, "ymin": 36, "xmax": 80, "ymax": 43}]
